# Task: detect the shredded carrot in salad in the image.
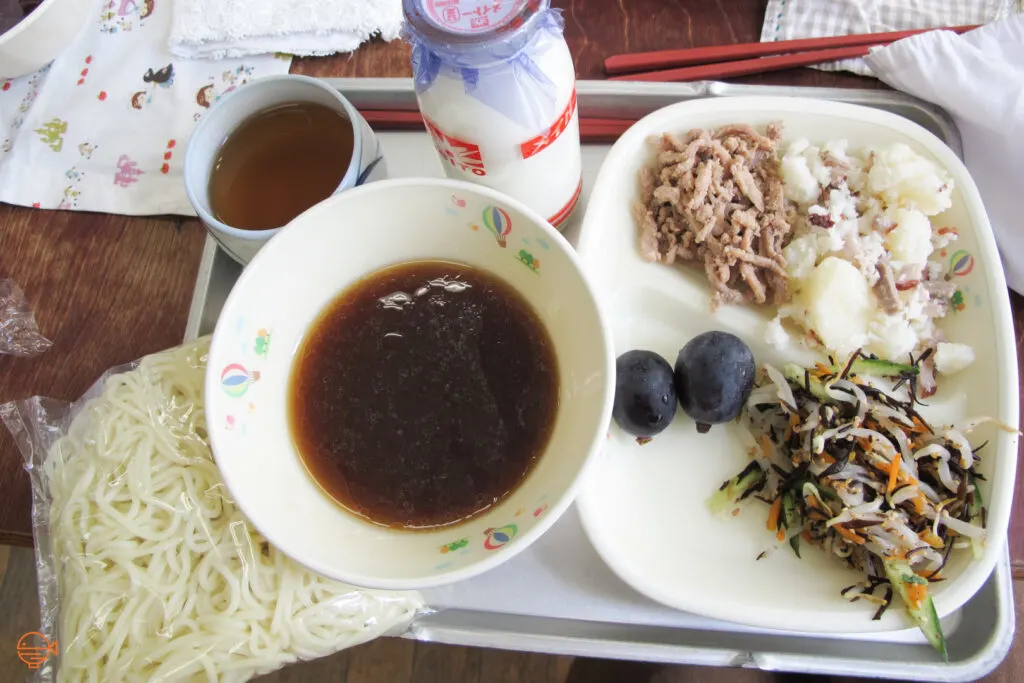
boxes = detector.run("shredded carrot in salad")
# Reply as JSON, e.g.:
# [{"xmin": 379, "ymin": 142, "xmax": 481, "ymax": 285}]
[{"xmin": 887, "ymin": 454, "xmax": 901, "ymax": 495}]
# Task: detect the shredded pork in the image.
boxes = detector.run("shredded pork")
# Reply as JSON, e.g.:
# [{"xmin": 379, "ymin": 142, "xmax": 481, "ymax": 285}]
[
  {"xmin": 873, "ymin": 259, "xmax": 903, "ymax": 315},
  {"xmin": 634, "ymin": 123, "xmax": 792, "ymax": 309}
]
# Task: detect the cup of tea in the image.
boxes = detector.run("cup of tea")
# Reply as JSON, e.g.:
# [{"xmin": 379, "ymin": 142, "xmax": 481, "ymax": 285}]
[{"xmin": 184, "ymin": 74, "xmax": 387, "ymax": 265}]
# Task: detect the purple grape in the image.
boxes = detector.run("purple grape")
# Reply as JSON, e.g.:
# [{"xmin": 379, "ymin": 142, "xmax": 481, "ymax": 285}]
[
  {"xmin": 613, "ymin": 350, "xmax": 677, "ymax": 442},
  {"xmin": 675, "ymin": 331, "xmax": 755, "ymax": 433}
]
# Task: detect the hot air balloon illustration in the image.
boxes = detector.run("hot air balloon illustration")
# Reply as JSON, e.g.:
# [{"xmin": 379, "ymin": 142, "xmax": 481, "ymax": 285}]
[
  {"xmin": 950, "ymin": 250, "xmax": 974, "ymax": 277},
  {"xmin": 483, "ymin": 524, "xmax": 517, "ymax": 550},
  {"xmin": 482, "ymin": 205, "xmax": 512, "ymax": 248},
  {"xmin": 221, "ymin": 363, "xmax": 260, "ymax": 398},
  {"xmin": 17, "ymin": 632, "xmax": 57, "ymax": 669}
]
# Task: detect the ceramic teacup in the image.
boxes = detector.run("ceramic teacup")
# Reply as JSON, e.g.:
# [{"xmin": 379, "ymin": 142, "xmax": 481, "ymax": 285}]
[{"xmin": 184, "ymin": 74, "xmax": 387, "ymax": 265}]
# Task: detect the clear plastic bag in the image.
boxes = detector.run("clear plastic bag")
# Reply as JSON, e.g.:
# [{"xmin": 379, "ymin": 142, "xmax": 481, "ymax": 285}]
[
  {"xmin": 0, "ymin": 279, "xmax": 52, "ymax": 357},
  {"xmin": 0, "ymin": 336, "xmax": 425, "ymax": 683}
]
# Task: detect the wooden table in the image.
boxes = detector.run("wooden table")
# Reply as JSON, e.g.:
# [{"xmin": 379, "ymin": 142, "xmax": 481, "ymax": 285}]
[{"xmin": 0, "ymin": 0, "xmax": 1021, "ymax": 676}]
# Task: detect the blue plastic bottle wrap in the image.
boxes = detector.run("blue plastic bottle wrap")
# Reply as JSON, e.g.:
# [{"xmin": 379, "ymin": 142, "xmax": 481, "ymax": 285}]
[{"xmin": 405, "ymin": 2, "xmax": 568, "ymax": 133}]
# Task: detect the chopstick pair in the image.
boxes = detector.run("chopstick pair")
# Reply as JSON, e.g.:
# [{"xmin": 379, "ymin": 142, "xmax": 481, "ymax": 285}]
[
  {"xmin": 363, "ymin": 25, "xmax": 981, "ymax": 138},
  {"xmin": 605, "ymin": 25, "xmax": 979, "ymax": 82},
  {"xmin": 359, "ymin": 110, "xmax": 632, "ymax": 143}
]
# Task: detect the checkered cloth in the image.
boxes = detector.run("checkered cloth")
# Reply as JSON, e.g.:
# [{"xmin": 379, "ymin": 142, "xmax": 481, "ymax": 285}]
[{"xmin": 760, "ymin": 0, "xmax": 1021, "ymax": 76}]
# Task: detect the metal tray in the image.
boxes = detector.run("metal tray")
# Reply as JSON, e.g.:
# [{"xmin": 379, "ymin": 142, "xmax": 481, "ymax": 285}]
[{"xmin": 184, "ymin": 79, "xmax": 1013, "ymax": 681}]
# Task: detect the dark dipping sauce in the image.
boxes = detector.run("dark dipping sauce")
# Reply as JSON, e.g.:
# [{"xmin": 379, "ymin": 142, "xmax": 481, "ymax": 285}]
[{"xmin": 288, "ymin": 260, "xmax": 559, "ymax": 530}]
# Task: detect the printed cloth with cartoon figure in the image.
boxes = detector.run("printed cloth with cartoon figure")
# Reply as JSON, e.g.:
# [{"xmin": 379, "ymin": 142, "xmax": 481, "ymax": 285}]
[{"xmin": 0, "ymin": 0, "xmax": 289, "ymax": 215}]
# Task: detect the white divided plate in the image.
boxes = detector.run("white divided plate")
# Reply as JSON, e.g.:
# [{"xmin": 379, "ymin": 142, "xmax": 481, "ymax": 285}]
[{"xmin": 574, "ymin": 97, "xmax": 1019, "ymax": 634}]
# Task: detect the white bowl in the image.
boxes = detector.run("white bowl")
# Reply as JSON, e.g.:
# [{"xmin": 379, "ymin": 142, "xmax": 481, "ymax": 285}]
[
  {"xmin": 575, "ymin": 97, "xmax": 1019, "ymax": 634},
  {"xmin": 206, "ymin": 178, "xmax": 614, "ymax": 589},
  {"xmin": 0, "ymin": 0, "xmax": 92, "ymax": 79}
]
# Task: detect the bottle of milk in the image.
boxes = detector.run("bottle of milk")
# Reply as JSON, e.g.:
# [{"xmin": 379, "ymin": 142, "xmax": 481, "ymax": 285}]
[{"xmin": 403, "ymin": 0, "xmax": 582, "ymax": 229}]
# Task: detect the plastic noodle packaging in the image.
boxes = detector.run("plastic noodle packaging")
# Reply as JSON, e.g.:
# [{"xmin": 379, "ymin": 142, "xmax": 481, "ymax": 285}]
[
  {"xmin": 0, "ymin": 336, "xmax": 425, "ymax": 683},
  {"xmin": 1, "ymin": 279, "xmax": 52, "ymax": 357}
]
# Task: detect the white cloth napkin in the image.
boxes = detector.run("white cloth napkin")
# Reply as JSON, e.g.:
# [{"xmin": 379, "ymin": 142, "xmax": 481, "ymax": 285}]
[
  {"xmin": 0, "ymin": 0, "xmax": 290, "ymax": 216},
  {"xmin": 864, "ymin": 16, "xmax": 1024, "ymax": 294},
  {"xmin": 760, "ymin": 0, "xmax": 1020, "ymax": 76},
  {"xmin": 168, "ymin": 0, "xmax": 403, "ymax": 60}
]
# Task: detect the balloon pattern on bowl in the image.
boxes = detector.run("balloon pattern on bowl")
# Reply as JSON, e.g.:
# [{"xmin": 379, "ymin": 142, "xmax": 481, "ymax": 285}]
[{"xmin": 221, "ymin": 322, "xmax": 270, "ymax": 434}]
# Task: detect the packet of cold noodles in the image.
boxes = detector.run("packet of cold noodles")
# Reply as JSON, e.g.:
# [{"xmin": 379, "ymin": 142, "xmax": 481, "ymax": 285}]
[{"xmin": 0, "ymin": 336, "xmax": 426, "ymax": 683}]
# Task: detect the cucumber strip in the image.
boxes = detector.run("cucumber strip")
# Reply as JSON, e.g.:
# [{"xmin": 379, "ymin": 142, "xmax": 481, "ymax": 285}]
[
  {"xmin": 968, "ymin": 481, "xmax": 985, "ymax": 560},
  {"xmin": 784, "ymin": 363, "xmax": 829, "ymax": 401},
  {"xmin": 883, "ymin": 558, "xmax": 947, "ymax": 661},
  {"xmin": 707, "ymin": 462, "xmax": 765, "ymax": 515},
  {"xmin": 849, "ymin": 358, "xmax": 919, "ymax": 378},
  {"xmin": 781, "ymin": 490, "xmax": 801, "ymax": 532}
]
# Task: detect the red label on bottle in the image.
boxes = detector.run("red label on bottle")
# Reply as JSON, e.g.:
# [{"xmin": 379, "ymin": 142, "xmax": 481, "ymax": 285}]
[
  {"xmin": 425, "ymin": 0, "xmax": 526, "ymax": 35},
  {"xmin": 548, "ymin": 176, "xmax": 582, "ymax": 227},
  {"xmin": 423, "ymin": 115, "xmax": 488, "ymax": 176},
  {"xmin": 519, "ymin": 88, "xmax": 577, "ymax": 160}
]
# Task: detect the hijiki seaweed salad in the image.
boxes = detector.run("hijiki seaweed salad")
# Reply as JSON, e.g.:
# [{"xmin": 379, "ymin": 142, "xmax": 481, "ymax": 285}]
[{"xmin": 709, "ymin": 352, "xmax": 1016, "ymax": 659}]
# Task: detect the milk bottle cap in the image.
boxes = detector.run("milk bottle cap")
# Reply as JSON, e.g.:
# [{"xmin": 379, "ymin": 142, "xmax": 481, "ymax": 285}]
[{"xmin": 403, "ymin": 0, "xmax": 550, "ymax": 58}]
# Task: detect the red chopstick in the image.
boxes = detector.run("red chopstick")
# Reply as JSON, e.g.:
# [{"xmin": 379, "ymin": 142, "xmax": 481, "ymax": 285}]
[
  {"xmin": 358, "ymin": 110, "xmax": 433, "ymax": 130},
  {"xmin": 359, "ymin": 110, "xmax": 632, "ymax": 143},
  {"xmin": 605, "ymin": 25, "xmax": 978, "ymax": 75},
  {"xmin": 610, "ymin": 44, "xmax": 882, "ymax": 82}
]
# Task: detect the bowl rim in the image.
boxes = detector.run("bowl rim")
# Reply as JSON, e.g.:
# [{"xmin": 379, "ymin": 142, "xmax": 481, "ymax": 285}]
[
  {"xmin": 0, "ymin": 0, "xmax": 70, "ymax": 44},
  {"xmin": 206, "ymin": 176, "xmax": 617, "ymax": 590},
  {"xmin": 575, "ymin": 95, "xmax": 1019, "ymax": 631}
]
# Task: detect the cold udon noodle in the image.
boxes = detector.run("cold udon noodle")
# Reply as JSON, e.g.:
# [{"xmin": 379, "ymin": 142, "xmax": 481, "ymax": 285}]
[{"xmin": 42, "ymin": 338, "xmax": 420, "ymax": 682}]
